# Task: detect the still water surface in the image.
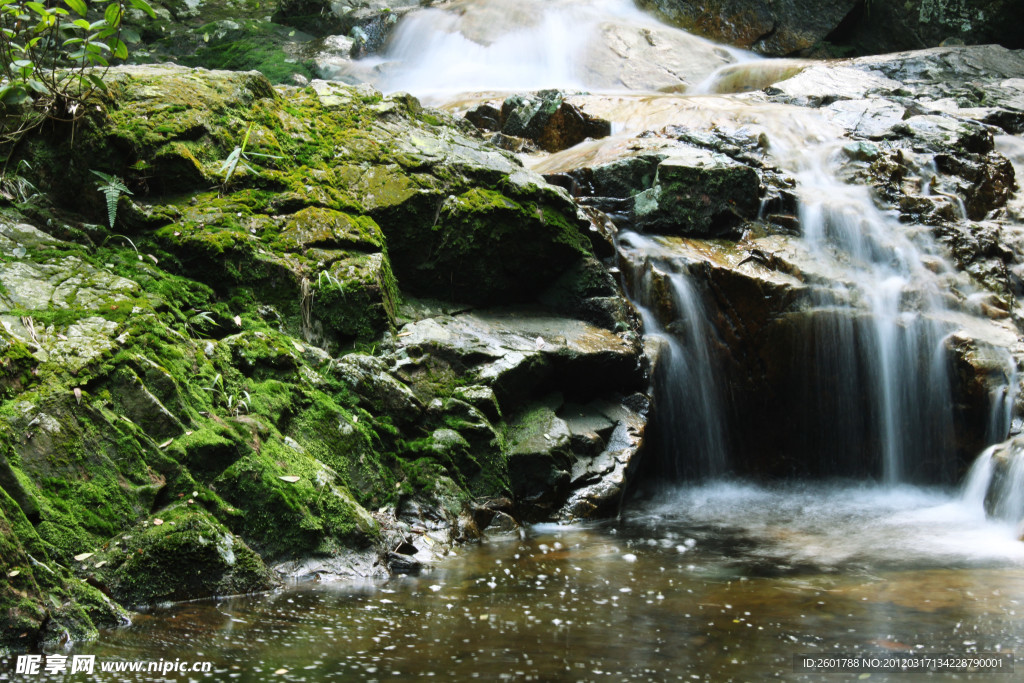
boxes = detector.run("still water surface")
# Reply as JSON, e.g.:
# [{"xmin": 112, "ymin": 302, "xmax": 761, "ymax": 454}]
[{"xmin": 36, "ymin": 482, "xmax": 1024, "ymax": 681}]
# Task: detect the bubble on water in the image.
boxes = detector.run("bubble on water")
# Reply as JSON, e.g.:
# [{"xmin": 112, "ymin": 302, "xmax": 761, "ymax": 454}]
[
  {"xmin": 429, "ymin": 585, "xmax": 442, "ymax": 592},
  {"xmin": 623, "ymin": 553, "xmax": 637, "ymax": 562}
]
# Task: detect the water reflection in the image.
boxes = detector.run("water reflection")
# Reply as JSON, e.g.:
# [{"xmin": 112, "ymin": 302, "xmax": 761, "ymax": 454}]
[{"xmin": 23, "ymin": 484, "xmax": 1019, "ymax": 682}]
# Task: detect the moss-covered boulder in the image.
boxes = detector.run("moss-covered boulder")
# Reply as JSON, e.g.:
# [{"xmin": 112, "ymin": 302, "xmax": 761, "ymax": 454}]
[
  {"xmin": 1, "ymin": 487, "xmax": 126, "ymax": 656},
  {"xmin": 0, "ymin": 64, "xmax": 641, "ymax": 650},
  {"xmin": 80, "ymin": 505, "xmax": 276, "ymax": 606}
]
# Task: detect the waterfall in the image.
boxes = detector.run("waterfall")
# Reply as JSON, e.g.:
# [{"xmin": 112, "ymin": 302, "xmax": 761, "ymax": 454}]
[
  {"xmin": 365, "ymin": 1, "xmax": 1019, "ymax": 490},
  {"xmin": 790, "ymin": 143, "xmax": 959, "ymax": 484},
  {"xmin": 619, "ymin": 233, "xmax": 729, "ymax": 478},
  {"xmin": 355, "ymin": 0, "xmax": 748, "ymax": 99}
]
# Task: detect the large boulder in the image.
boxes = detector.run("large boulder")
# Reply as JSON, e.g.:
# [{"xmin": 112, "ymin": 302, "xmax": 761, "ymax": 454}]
[
  {"xmin": 636, "ymin": 0, "xmax": 858, "ymax": 56},
  {"xmin": 0, "ymin": 63, "xmax": 648, "ymax": 649},
  {"xmin": 837, "ymin": 0, "xmax": 1024, "ymax": 55}
]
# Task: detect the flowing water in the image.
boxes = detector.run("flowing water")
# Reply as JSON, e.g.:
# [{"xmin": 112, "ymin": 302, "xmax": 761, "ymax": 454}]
[
  {"xmin": 21, "ymin": 1, "xmax": 1024, "ymax": 679},
  {"xmin": 30, "ymin": 487, "xmax": 1024, "ymax": 681}
]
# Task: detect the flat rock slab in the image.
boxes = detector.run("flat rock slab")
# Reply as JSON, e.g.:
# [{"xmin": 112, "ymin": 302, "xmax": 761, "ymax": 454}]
[{"xmin": 396, "ymin": 309, "xmax": 636, "ymax": 364}]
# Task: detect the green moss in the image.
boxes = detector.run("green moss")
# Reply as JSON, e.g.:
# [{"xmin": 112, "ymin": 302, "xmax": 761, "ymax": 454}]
[
  {"xmin": 84, "ymin": 504, "xmax": 276, "ymax": 606},
  {"xmin": 213, "ymin": 438, "xmax": 379, "ymax": 560},
  {"xmin": 176, "ymin": 21, "xmax": 316, "ymax": 85}
]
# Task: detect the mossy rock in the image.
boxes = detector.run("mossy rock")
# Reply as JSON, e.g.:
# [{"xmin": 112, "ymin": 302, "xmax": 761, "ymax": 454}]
[
  {"xmin": 176, "ymin": 21, "xmax": 317, "ymax": 85},
  {"xmin": 0, "ymin": 487, "xmax": 123, "ymax": 654},
  {"xmin": 212, "ymin": 438, "xmax": 379, "ymax": 560},
  {"xmin": 81, "ymin": 504, "xmax": 277, "ymax": 606},
  {"xmin": 385, "ymin": 185, "xmax": 592, "ymax": 305},
  {"xmin": 506, "ymin": 402, "xmax": 574, "ymax": 513},
  {"xmin": 634, "ymin": 151, "xmax": 761, "ymax": 237}
]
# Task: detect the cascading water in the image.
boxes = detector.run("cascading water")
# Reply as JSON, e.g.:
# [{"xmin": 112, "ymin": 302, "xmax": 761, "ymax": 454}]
[
  {"xmin": 618, "ymin": 233, "xmax": 729, "ymax": 478},
  {"xmin": 349, "ymin": 0, "xmax": 751, "ymax": 100},
  {"xmin": 786, "ymin": 141, "xmax": 959, "ymax": 484},
  {"xmin": 363, "ymin": 0, "xmax": 1020, "ymax": 492}
]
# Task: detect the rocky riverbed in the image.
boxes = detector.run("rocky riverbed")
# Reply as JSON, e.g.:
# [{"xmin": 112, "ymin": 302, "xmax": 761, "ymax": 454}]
[{"xmin": 3, "ymin": 0, "xmax": 1024, "ymax": 658}]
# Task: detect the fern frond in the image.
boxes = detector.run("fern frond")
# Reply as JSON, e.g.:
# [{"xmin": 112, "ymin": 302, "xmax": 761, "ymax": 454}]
[{"xmin": 90, "ymin": 169, "xmax": 133, "ymax": 229}]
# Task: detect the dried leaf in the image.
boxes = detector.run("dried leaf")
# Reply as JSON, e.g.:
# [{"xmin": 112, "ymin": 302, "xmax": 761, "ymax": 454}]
[
  {"xmin": 153, "ymin": 519, "xmax": 164, "ymax": 526},
  {"xmin": 274, "ymin": 670, "xmax": 288, "ymax": 675},
  {"xmin": 278, "ymin": 475, "xmax": 301, "ymax": 483},
  {"xmin": 192, "ymin": 490, "xmax": 198, "ymax": 497},
  {"xmin": 7, "ymin": 570, "xmax": 20, "ymax": 578},
  {"xmin": 158, "ymin": 438, "xmax": 173, "ymax": 449},
  {"xmin": 233, "ymin": 315, "xmax": 242, "ymax": 326},
  {"xmin": 94, "ymin": 561, "xmax": 106, "ymax": 569},
  {"xmin": 73, "ymin": 387, "xmax": 82, "ymax": 405},
  {"xmin": 74, "ymin": 552, "xmax": 94, "ymax": 562}
]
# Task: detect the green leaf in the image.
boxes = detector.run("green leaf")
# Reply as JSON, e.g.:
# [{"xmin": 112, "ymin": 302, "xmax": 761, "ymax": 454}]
[
  {"xmin": 108, "ymin": 37, "xmax": 127, "ymax": 60},
  {"xmin": 72, "ymin": 18, "xmax": 89, "ymax": 29},
  {"xmin": 64, "ymin": 0, "xmax": 87, "ymax": 16},
  {"xmin": 86, "ymin": 73, "xmax": 108, "ymax": 91},
  {"xmin": 26, "ymin": 79, "xmax": 47, "ymax": 94},
  {"xmin": 62, "ymin": 37, "xmax": 84, "ymax": 46},
  {"xmin": 25, "ymin": 2, "xmax": 48, "ymax": 16},
  {"xmin": 126, "ymin": 0, "xmax": 157, "ymax": 19},
  {"xmin": 103, "ymin": 2, "xmax": 121, "ymax": 27}
]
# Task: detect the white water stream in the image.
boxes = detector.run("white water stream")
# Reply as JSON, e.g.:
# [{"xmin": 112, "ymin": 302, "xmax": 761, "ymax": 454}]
[
  {"xmin": 365, "ymin": 0, "xmax": 1021, "ymax": 510},
  {"xmin": 43, "ymin": 4, "xmax": 1024, "ymax": 679}
]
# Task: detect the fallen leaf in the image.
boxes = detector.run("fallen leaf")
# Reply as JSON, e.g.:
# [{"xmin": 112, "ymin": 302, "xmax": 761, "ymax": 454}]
[
  {"xmin": 153, "ymin": 519, "xmax": 164, "ymax": 526},
  {"xmin": 192, "ymin": 490, "xmax": 198, "ymax": 497},
  {"xmin": 158, "ymin": 438, "xmax": 173, "ymax": 449},
  {"xmin": 73, "ymin": 387, "xmax": 82, "ymax": 405},
  {"xmin": 279, "ymin": 475, "xmax": 301, "ymax": 483},
  {"xmin": 74, "ymin": 552, "xmax": 94, "ymax": 562},
  {"xmin": 7, "ymin": 570, "xmax": 19, "ymax": 578},
  {"xmin": 233, "ymin": 315, "xmax": 242, "ymax": 326},
  {"xmin": 94, "ymin": 561, "xmax": 106, "ymax": 569},
  {"xmin": 274, "ymin": 670, "xmax": 288, "ymax": 675}
]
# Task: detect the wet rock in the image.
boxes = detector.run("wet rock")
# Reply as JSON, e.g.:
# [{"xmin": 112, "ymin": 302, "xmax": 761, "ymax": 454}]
[
  {"xmin": 837, "ymin": 0, "xmax": 1024, "ymax": 56},
  {"xmin": 273, "ymin": 549, "xmax": 386, "ymax": 581},
  {"xmin": 636, "ymin": 0, "xmax": 859, "ymax": 56},
  {"xmin": 492, "ymin": 91, "xmax": 612, "ymax": 153},
  {"xmin": 394, "ymin": 308, "xmax": 643, "ymax": 408},
  {"xmin": 765, "ymin": 65, "xmax": 902, "ymax": 106},
  {"xmin": 633, "ymin": 149, "xmax": 761, "ymax": 237},
  {"xmin": 331, "ymin": 354, "xmax": 423, "ymax": 427},
  {"xmin": 559, "ymin": 396, "xmax": 648, "ymax": 520},
  {"xmin": 83, "ymin": 505, "xmax": 277, "ymax": 606}
]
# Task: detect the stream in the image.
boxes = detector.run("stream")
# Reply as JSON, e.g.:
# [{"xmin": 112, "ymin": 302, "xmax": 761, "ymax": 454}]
[
  {"xmin": 13, "ymin": 0, "xmax": 1024, "ymax": 680},
  {"xmin": 35, "ymin": 485, "xmax": 1024, "ymax": 681}
]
